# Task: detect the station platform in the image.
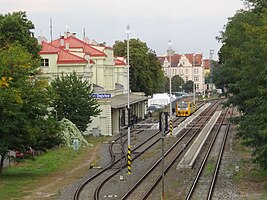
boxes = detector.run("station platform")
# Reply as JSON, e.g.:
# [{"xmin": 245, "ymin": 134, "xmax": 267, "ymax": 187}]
[{"xmin": 176, "ymin": 111, "xmax": 221, "ymax": 169}]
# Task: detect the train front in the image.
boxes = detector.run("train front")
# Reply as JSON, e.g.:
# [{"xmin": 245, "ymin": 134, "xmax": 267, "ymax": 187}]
[{"xmin": 176, "ymin": 101, "xmax": 190, "ymax": 116}]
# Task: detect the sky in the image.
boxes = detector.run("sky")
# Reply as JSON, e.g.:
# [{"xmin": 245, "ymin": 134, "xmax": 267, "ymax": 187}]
[{"xmin": 0, "ymin": 0, "xmax": 245, "ymax": 60}]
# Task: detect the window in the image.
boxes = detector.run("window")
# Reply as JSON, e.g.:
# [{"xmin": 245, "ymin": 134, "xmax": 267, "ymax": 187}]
[
  {"xmin": 185, "ymin": 69, "xmax": 188, "ymax": 74},
  {"xmin": 185, "ymin": 77, "xmax": 188, "ymax": 81},
  {"xmin": 194, "ymin": 68, "xmax": 199, "ymax": 74},
  {"xmin": 193, "ymin": 76, "xmax": 199, "ymax": 82},
  {"xmin": 41, "ymin": 58, "xmax": 49, "ymax": 67}
]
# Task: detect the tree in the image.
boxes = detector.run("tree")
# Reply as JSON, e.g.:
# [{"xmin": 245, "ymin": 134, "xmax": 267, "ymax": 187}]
[
  {"xmin": 50, "ymin": 72, "xmax": 102, "ymax": 132},
  {"xmin": 113, "ymin": 39, "xmax": 165, "ymax": 96},
  {"xmin": 0, "ymin": 11, "xmax": 40, "ymax": 57},
  {"xmin": 0, "ymin": 43, "xmax": 62, "ymax": 173},
  {"xmin": 173, "ymin": 75, "xmax": 184, "ymax": 92},
  {"xmin": 217, "ymin": 1, "xmax": 267, "ymax": 168},
  {"xmin": 183, "ymin": 80, "xmax": 194, "ymax": 93}
]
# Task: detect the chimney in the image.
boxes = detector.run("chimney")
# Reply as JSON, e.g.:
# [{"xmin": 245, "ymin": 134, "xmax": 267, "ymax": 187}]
[
  {"xmin": 64, "ymin": 24, "xmax": 70, "ymax": 38},
  {"xmin": 65, "ymin": 42, "xmax": 69, "ymax": 50},
  {"xmin": 60, "ymin": 36, "xmax": 64, "ymax": 46}
]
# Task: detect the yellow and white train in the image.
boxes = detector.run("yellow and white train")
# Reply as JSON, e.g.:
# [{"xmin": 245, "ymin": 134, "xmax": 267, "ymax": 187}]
[{"xmin": 175, "ymin": 101, "xmax": 196, "ymax": 117}]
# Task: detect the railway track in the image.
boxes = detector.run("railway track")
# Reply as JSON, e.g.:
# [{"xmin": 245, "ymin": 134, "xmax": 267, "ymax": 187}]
[
  {"xmin": 185, "ymin": 107, "xmax": 232, "ymax": 200},
  {"xmin": 73, "ymin": 99, "xmax": 224, "ymax": 200},
  {"xmin": 117, "ymin": 100, "xmax": 223, "ymax": 200},
  {"xmin": 73, "ymin": 116, "xmax": 184, "ymax": 199}
]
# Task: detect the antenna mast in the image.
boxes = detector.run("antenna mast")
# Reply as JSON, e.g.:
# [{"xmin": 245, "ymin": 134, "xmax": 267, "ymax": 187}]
[
  {"xmin": 50, "ymin": 18, "xmax": 53, "ymax": 42},
  {"xmin": 83, "ymin": 28, "xmax": 86, "ymax": 38}
]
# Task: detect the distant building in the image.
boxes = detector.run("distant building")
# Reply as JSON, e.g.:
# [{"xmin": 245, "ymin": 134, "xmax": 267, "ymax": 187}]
[
  {"xmin": 158, "ymin": 53, "xmax": 207, "ymax": 93},
  {"xmin": 38, "ymin": 30, "xmax": 148, "ymax": 136}
]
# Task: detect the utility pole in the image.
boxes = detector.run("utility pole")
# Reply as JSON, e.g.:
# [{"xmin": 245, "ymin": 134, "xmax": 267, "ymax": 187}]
[
  {"xmin": 159, "ymin": 112, "xmax": 168, "ymax": 200},
  {"xmin": 193, "ymin": 53, "xmax": 196, "ymax": 105},
  {"xmin": 168, "ymin": 39, "xmax": 173, "ymax": 136},
  {"xmin": 126, "ymin": 24, "xmax": 131, "ymax": 175}
]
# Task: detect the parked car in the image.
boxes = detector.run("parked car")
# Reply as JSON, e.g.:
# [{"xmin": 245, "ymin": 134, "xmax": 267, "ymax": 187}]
[
  {"xmin": 25, "ymin": 147, "xmax": 35, "ymax": 156},
  {"xmin": 148, "ymin": 104, "xmax": 163, "ymax": 112},
  {"xmin": 15, "ymin": 151, "xmax": 24, "ymax": 159},
  {"xmin": 15, "ymin": 147, "xmax": 35, "ymax": 159}
]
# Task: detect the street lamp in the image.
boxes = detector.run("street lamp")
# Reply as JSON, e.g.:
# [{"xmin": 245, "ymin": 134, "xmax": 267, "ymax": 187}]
[
  {"xmin": 168, "ymin": 39, "xmax": 173, "ymax": 136},
  {"xmin": 126, "ymin": 24, "xmax": 131, "ymax": 174},
  {"xmin": 193, "ymin": 53, "xmax": 196, "ymax": 105}
]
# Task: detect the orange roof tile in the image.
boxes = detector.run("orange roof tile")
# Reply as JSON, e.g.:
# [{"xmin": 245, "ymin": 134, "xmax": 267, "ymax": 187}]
[
  {"xmin": 203, "ymin": 59, "xmax": 210, "ymax": 69},
  {"xmin": 57, "ymin": 49, "xmax": 87, "ymax": 64},
  {"xmin": 115, "ymin": 59, "xmax": 126, "ymax": 66},
  {"xmin": 39, "ymin": 42, "xmax": 59, "ymax": 54},
  {"xmin": 51, "ymin": 36, "xmax": 106, "ymax": 57}
]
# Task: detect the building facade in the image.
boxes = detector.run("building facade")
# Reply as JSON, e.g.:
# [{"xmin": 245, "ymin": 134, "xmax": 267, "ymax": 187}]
[
  {"xmin": 159, "ymin": 53, "xmax": 209, "ymax": 93},
  {"xmin": 38, "ymin": 31, "xmax": 148, "ymax": 136}
]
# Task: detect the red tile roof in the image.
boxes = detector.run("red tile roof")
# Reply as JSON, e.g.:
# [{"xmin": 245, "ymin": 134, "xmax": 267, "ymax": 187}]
[
  {"xmin": 185, "ymin": 53, "xmax": 202, "ymax": 67},
  {"xmin": 203, "ymin": 59, "xmax": 210, "ymax": 69},
  {"xmin": 39, "ymin": 42, "xmax": 59, "ymax": 54},
  {"xmin": 57, "ymin": 49, "xmax": 87, "ymax": 64},
  {"xmin": 39, "ymin": 42, "xmax": 88, "ymax": 64},
  {"xmin": 115, "ymin": 58, "xmax": 126, "ymax": 66},
  {"xmin": 51, "ymin": 36, "xmax": 106, "ymax": 57},
  {"xmin": 158, "ymin": 53, "xmax": 203, "ymax": 67}
]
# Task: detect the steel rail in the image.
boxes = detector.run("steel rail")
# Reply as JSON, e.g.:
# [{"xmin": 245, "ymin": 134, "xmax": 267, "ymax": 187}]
[{"xmin": 185, "ymin": 107, "xmax": 230, "ymax": 200}]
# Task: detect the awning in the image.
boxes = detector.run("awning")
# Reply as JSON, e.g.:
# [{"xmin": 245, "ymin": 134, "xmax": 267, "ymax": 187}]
[{"xmin": 99, "ymin": 93, "xmax": 148, "ymax": 109}]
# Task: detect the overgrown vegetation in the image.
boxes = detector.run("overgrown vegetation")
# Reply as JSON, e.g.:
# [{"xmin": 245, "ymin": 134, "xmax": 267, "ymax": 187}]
[{"xmin": 215, "ymin": 0, "xmax": 267, "ymax": 169}]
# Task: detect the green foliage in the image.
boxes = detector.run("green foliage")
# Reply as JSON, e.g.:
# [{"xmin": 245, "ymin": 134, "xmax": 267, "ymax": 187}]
[
  {"xmin": 50, "ymin": 72, "xmax": 101, "ymax": 132},
  {"xmin": 165, "ymin": 75, "xmax": 184, "ymax": 92},
  {"xmin": 113, "ymin": 38, "xmax": 165, "ymax": 95},
  {"xmin": 0, "ymin": 11, "xmax": 40, "ymax": 57},
  {"xmin": 183, "ymin": 80, "xmax": 194, "ymax": 93},
  {"xmin": 59, "ymin": 118, "xmax": 90, "ymax": 147},
  {"xmin": 0, "ymin": 43, "xmax": 62, "ymax": 173},
  {"xmin": 217, "ymin": 5, "xmax": 267, "ymax": 168}
]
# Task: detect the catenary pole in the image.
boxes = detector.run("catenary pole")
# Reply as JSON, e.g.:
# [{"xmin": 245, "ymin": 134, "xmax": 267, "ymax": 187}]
[{"xmin": 126, "ymin": 24, "xmax": 131, "ymax": 174}]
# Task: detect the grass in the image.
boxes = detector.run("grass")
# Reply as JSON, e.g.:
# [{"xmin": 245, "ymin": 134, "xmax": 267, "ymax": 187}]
[
  {"xmin": 0, "ymin": 135, "xmax": 109, "ymax": 200},
  {"xmin": 232, "ymin": 138, "xmax": 267, "ymax": 199},
  {"xmin": 203, "ymin": 158, "xmax": 216, "ymax": 176}
]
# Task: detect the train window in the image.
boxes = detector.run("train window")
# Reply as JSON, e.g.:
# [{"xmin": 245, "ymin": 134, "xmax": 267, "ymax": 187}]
[{"xmin": 178, "ymin": 102, "xmax": 188, "ymax": 108}]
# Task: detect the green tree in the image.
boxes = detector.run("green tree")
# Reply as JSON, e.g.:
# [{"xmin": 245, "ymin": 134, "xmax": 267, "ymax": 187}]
[
  {"xmin": 113, "ymin": 39, "xmax": 165, "ymax": 95},
  {"xmin": 217, "ymin": 1, "xmax": 267, "ymax": 168},
  {"xmin": 0, "ymin": 44, "xmax": 62, "ymax": 173},
  {"xmin": 165, "ymin": 75, "xmax": 184, "ymax": 92},
  {"xmin": 0, "ymin": 11, "xmax": 40, "ymax": 57},
  {"xmin": 183, "ymin": 80, "xmax": 194, "ymax": 93},
  {"xmin": 172, "ymin": 75, "xmax": 184, "ymax": 92},
  {"xmin": 50, "ymin": 72, "xmax": 102, "ymax": 132}
]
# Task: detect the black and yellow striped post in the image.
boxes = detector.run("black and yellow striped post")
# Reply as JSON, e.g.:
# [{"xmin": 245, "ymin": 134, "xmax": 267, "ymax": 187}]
[
  {"xmin": 127, "ymin": 145, "xmax": 131, "ymax": 174},
  {"xmin": 169, "ymin": 117, "xmax": 173, "ymax": 136}
]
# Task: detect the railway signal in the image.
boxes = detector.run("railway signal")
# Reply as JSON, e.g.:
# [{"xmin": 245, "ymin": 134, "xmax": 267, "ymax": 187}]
[{"xmin": 159, "ymin": 112, "xmax": 168, "ymax": 200}]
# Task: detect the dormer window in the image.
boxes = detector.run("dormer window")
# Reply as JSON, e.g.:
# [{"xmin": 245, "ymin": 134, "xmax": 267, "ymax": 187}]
[{"xmin": 41, "ymin": 58, "xmax": 49, "ymax": 67}]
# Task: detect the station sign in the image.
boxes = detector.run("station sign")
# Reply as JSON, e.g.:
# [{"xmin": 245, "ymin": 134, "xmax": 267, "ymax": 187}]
[{"xmin": 92, "ymin": 93, "xmax": 112, "ymax": 98}]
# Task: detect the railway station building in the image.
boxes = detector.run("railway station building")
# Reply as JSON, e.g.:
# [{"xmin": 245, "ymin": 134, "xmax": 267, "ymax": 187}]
[{"xmin": 38, "ymin": 30, "xmax": 148, "ymax": 136}]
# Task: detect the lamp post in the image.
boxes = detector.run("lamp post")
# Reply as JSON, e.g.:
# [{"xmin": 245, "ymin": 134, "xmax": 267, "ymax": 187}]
[
  {"xmin": 193, "ymin": 53, "xmax": 196, "ymax": 105},
  {"xmin": 126, "ymin": 24, "xmax": 131, "ymax": 174},
  {"xmin": 168, "ymin": 39, "xmax": 173, "ymax": 136}
]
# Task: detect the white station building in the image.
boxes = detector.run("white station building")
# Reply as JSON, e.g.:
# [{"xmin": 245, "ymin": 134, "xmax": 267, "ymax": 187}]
[{"xmin": 38, "ymin": 30, "xmax": 148, "ymax": 136}]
